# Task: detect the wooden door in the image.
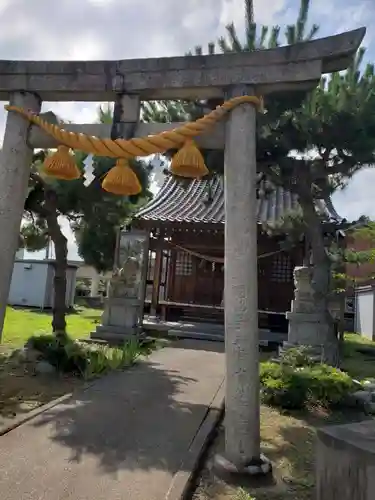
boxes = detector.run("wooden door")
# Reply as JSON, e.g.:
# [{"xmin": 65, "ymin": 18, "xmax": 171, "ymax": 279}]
[
  {"xmin": 194, "ymin": 259, "xmax": 224, "ymax": 306},
  {"xmin": 258, "ymin": 256, "xmax": 273, "ymax": 311}
]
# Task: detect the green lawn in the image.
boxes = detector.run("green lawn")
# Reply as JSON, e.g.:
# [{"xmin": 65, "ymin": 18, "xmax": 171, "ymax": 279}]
[
  {"xmin": 2, "ymin": 306, "xmax": 102, "ymax": 347},
  {"xmin": 341, "ymin": 332, "xmax": 375, "ymax": 380},
  {"xmin": 0, "ymin": 306, "xmax": 103, "ymax": 423}
]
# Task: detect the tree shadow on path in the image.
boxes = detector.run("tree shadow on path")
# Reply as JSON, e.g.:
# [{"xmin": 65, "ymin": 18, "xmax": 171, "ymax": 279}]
[{"xmin": 31, "ymin": 342, "xmax": 224, "ymax": 478}]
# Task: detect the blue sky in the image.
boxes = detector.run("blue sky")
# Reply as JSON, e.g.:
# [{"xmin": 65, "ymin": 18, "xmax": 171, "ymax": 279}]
[{"xmin": 0, "ymin": 0, "xmax": 373, "ymax": 259}]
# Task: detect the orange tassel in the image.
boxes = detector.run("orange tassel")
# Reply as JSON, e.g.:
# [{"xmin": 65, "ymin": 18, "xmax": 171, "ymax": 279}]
[
  {"xmin": 43, "ymin": 145, "xmax": 80, "ymax": 180},
  {"xmin": 102, "ymin": 159, "xmax": 142, "ymax": 195},
  {"xmin": 170, "ymin": 140, "xmax": 209, "ymax": 178}
]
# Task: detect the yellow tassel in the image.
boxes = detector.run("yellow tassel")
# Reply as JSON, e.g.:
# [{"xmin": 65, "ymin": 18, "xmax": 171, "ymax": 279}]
[
  {"xmin": 102, "ymin": 158, "xmax": 142, "ymax": 195},
  {"xmin": 43, "ymin": 145, "xmax": 81, "ymax": 180},
  {"xmin": 170, "ymin": 140, "xmax": 209, "ymax": 178}
]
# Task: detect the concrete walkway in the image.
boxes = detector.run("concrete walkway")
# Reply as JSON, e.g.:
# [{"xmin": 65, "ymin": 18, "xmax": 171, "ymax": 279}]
[{"xmin": 0, "ymin": 340, "xmax": 224, "ymax": 500}]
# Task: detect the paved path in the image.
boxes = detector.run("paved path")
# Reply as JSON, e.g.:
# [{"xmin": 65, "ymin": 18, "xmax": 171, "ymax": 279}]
[{"xmin": 0, "ymin": 340, "xmax": 224, "ymax": 500}]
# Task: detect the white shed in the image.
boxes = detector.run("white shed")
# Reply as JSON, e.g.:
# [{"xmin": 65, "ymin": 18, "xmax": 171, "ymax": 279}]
[
  {"xmin": 354, "ymin": 285, "xmax": 375, "ymax": 341},
  {"xmin": 8, "ymin": 259, "xmax": 78, "ymax": 309}
]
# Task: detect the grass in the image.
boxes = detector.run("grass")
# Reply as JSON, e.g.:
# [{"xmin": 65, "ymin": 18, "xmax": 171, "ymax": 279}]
[
  {"xmin": 0, "ymin": 306, "xmax": 161, "ymax": 426},
  {"xmin": 0, "ymin": 306, "xmax": 102, "ymax": 425},
  {"xmin": 340, "ymin": 332, "xmax": 375, "ymax": 380},
  {"xmin": 193, "ymin": 405, "xmax": 366, "ymax": 500},
  {"xmin": 193, "ymin": 333, "xmax": 375, "ymax": 500},
  {"xmin": 1, "ymin": 306, "xmax": 102, "ymax": 347}
]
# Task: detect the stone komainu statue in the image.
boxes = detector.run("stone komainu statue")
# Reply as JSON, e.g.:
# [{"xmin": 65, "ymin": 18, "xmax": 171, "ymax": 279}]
[{"xmin": 109, "ymin": 241, "xmax": 143, "ymax": 299}]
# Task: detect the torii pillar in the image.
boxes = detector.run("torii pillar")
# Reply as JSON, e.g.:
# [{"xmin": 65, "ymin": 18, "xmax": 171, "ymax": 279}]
[
  {"xmin": 0, "ymin": 27, "xmax": 366, "ymax": 477},
  {"xmin": 221, "ymin": 84, "xmax": 262, "ymax": 470},
  {"xmin": 211, "ymin": 31, "xmax": 366, "ymax": 476},
  {"xmin": 0, "ymin": 91, "xmax": 41, "ymax": 339}
]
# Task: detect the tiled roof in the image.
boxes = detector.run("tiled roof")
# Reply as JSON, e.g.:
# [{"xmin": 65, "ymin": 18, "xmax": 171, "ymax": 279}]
[{"xmin": 135, "ymin": 176, "xmax": 340, "ymax": 226}]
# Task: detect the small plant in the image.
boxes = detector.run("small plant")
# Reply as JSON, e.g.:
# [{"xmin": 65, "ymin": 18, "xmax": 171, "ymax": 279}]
[
  {"xmin": 235, "ymin": 488, "xmax": 256, "ymax": 500},
  {"xmin": 279, "ymin": 346, "xmax": 317, "ymax": 368},
  {"xmin": 27, "ymin": 334, "xmax": 147, "ymax": 379},
  {"xmin": 82, "ymin": 339, "xmax": 143, "ymax": 380},
  {"xmin": 82, "ymin": 347, "xmax": 109, "ymax": 379}
]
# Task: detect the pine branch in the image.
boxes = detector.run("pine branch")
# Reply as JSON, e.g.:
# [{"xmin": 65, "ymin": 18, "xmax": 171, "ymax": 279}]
[
  {"xmin": 226, "ymin": 23, "xmax": 243, "ymax": 52},
  {"xmin": 217, "ymin": 36, "xmax": 232, "ymax": 53}
]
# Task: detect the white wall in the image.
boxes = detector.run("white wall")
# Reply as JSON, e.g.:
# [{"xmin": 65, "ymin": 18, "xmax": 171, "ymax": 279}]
[
  {"xmin": 8, "ymin": 261, "xmax": 49, "ymax": 308},
  {"xmin": 74, "ymin": 262, "xmax": 111, "ymax": 297},
  {"xmin": 355, "ymin": 285, "xmax": 375, "ymax": 341},
  {"xmin": 75, "ymin": 263, "xmax": 111, "ymax": 281},
  {"xmin": 8, "ymin": 260, "xmax": 77, "ymax": 309}
]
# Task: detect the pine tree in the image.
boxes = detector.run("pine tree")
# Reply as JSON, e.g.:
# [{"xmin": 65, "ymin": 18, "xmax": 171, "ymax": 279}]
[
  {"xmin": 142, "ymin": 0, "xmax": 375, "ymax": 363},
  {"xmin": 22, "ymin": 106, "xmax": 151, "ymax": 335}
]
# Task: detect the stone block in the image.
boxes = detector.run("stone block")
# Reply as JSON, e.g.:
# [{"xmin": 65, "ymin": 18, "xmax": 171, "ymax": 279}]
[
  {"xmin": 91, "ymin": 326, "xmax": 141, "ymax": 344},
  {"xmin": 286, "ymin": 311, "xmax": 330, "ymax": 347},
  {"xmin": 35, "ymin": 361, "xmax": 56, "ymax": 375},
  {"xmin": 102, "ymin": 298, "xmax": 140, "ymax": 329},
  {"xmin": 352, "ymin": 390, "xmax": 372, "ymax": 404},
  {"xmin": 316, "ymin": 420, "xmax": 375, "ymax": 500},
  {"xmin": 92, "ymin": 295, "xmax": 143, "ymax": 342}
]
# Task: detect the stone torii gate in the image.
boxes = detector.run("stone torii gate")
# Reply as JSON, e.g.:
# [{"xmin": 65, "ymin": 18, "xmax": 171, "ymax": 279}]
[{"xmin": 0, "ymin": 27, "xmax": 365, "ymax": 475}]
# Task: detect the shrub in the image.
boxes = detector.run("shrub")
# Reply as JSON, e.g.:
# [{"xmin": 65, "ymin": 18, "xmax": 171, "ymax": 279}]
[
  {"xmin": 27, "ymin": 334, "xmax": 146, "ymax": 379},
  {"xmin": 260, "ymin": 360, "xmax": 356, "ymax": 410},
  {"xmin": 279, "ymin": 346, "xmax": 317, "ymax": 368},
  {"xmin": 28, "ymin": 334, "xmax": 87, "ymax": 374}
]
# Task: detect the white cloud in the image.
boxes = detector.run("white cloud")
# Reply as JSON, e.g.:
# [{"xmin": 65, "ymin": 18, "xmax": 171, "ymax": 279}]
[
  {"xmin": 41, "ymin": 102, "xmax": 102, "ymax": 128},
  {"xmin": 311, "ymin": 0, "xmax": 374, "ymax": 41},
  {"xmin": 332, "ymin": 168, "xmax": 375, "ymax": 220}
]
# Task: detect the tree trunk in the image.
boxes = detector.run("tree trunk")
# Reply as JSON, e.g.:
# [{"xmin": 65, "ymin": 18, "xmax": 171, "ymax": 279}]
[
  {"xmin": 336, "ymin": 238, "xmax": 348, "ymax": 356},
  {"xmin": 46, "ymin": 208, "xmax": 68, "ymax": 335},
  {"xmin": 338, "ymin": 295, "xmax": 346, "ymax": 352},
  {"xmin": 299, "ymin": 190, "xmax": 339, "ymax": 365}
]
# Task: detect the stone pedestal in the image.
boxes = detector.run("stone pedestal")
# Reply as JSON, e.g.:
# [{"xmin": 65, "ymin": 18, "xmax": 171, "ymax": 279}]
[
  {"xmin": 91, "ymin": 229, "xmax": 149, "ymax": 343},
  {"xmin": 92, "ymin": 297, "xmax": 143, "ymax": 342},
  {"xmin": 284, "ymin": 266, "xmax": 337, "ymax": 359}
]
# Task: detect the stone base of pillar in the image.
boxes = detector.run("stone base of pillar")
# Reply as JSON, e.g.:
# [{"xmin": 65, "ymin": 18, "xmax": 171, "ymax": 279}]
[
  {"xmin": 91, "ymin": 297, "xmax": 143, "ymax": 343},
  {"xmin": 212, "ymin": 453, "xmax": 272, "ymax": 484}
]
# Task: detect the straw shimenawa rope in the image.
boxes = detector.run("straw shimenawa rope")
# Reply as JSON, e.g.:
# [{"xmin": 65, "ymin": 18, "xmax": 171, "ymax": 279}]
[
  {"xmin": 170, "ymin": 242, "xmax": 289, "ymax": 264},
  {"xmin": 5, "ymin": 95, "xmax": 264, "ymax": 194},
  {"xmin": 5, "ymin": 96, "xmax": 263, "ymax": 157}
]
